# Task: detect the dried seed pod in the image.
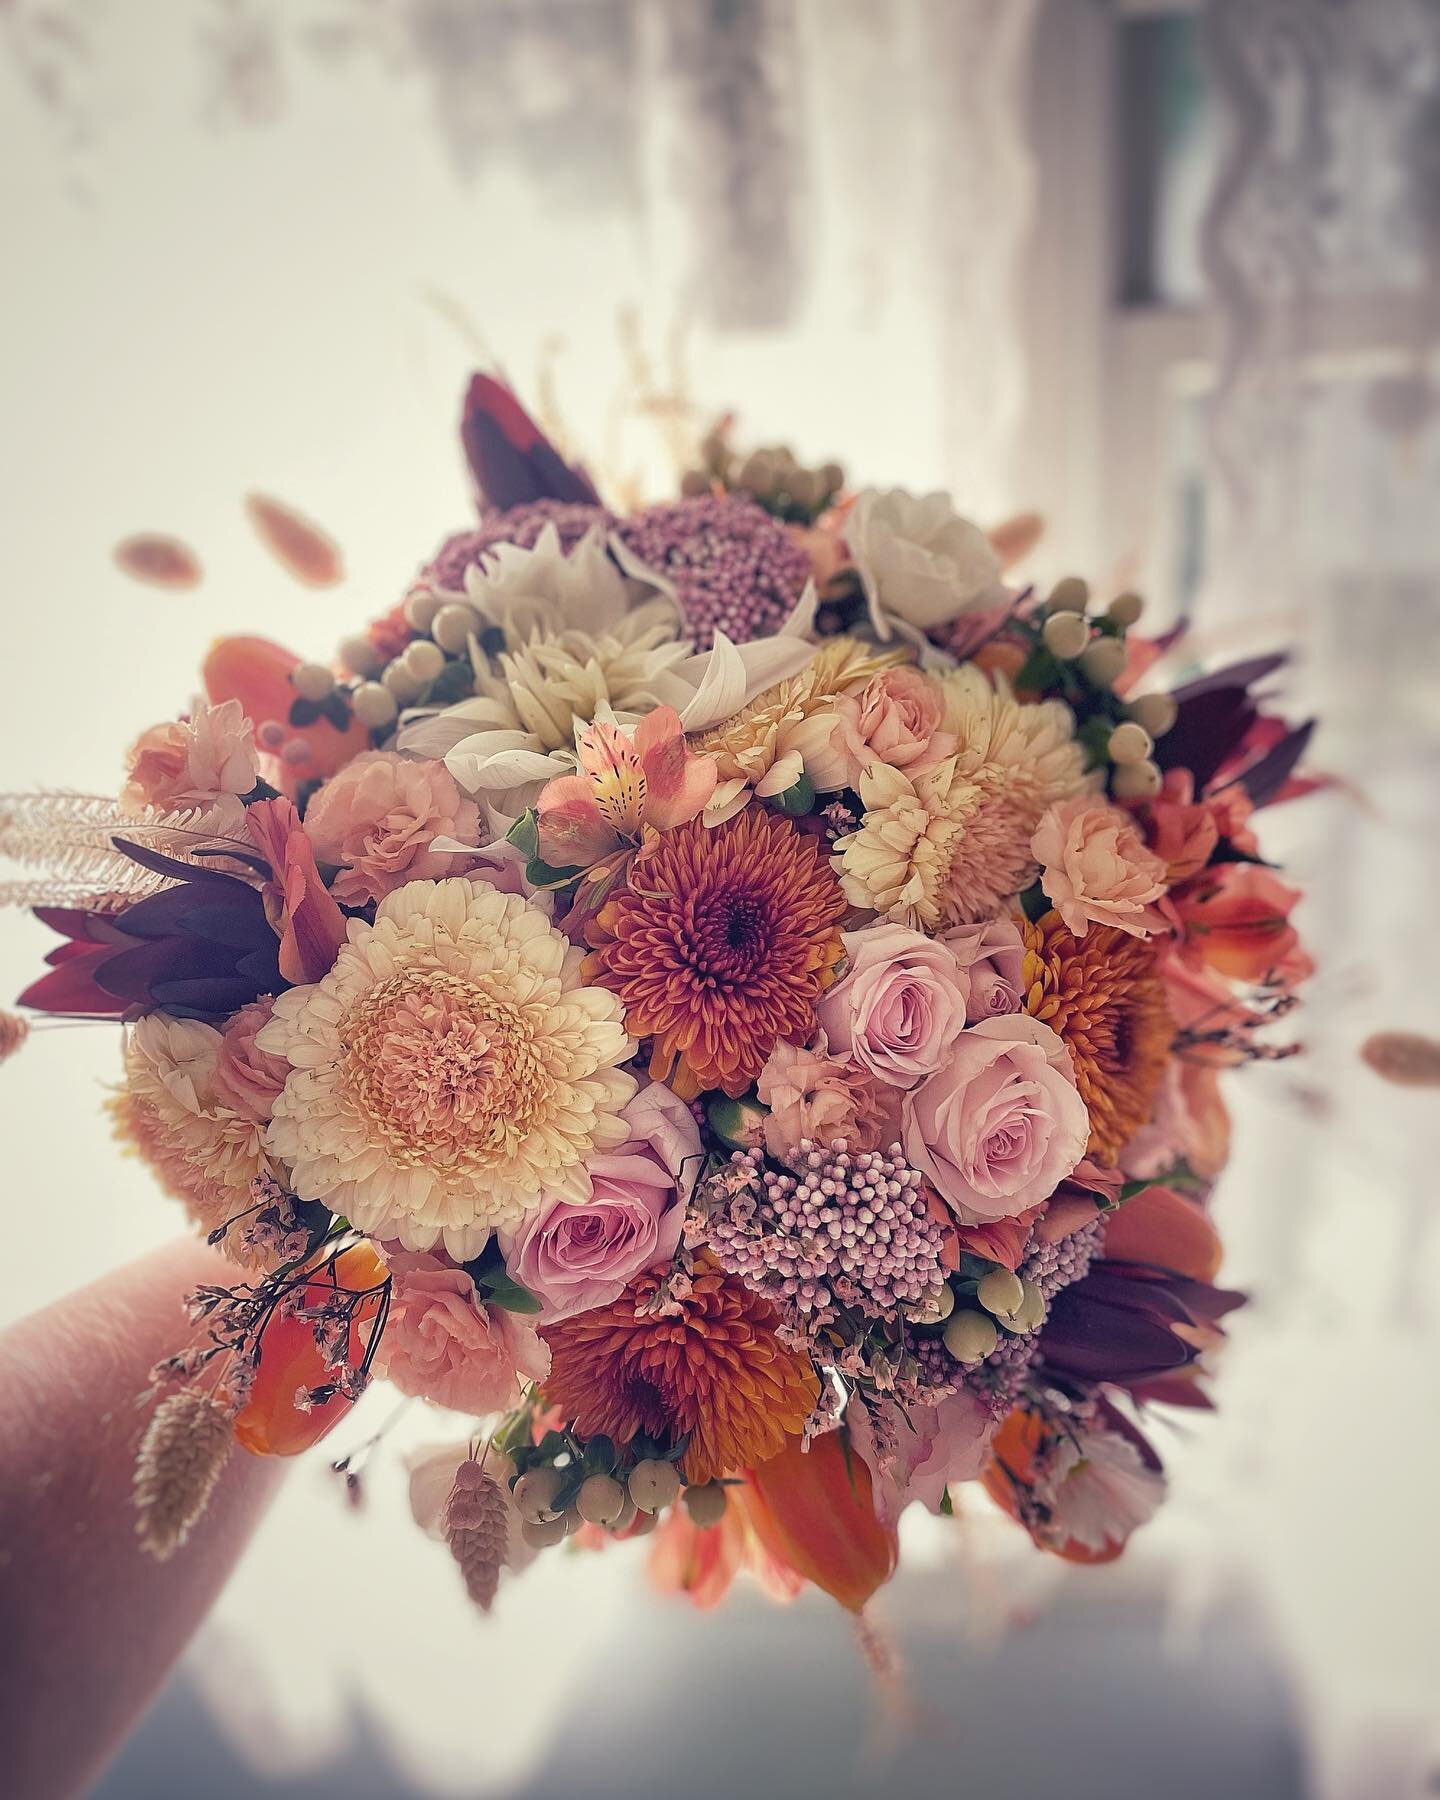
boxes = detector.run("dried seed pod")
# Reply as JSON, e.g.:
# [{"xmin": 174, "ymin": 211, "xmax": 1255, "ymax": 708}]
[
  {"xmin": 133, "ymin": 1389, "xmax": 234, "ymax": 1559},
  {"xmin": 442, "ymin": 1459, "xmax": 509, "ymax": 1612}
]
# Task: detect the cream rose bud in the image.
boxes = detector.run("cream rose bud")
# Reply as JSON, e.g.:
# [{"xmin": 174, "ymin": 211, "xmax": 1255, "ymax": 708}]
[
  {"xmin": 1031, "ymin": 794, "xmax": 1168, "ymax": 939},
  {"xmin": 815, "ymin": 923, "xmax": 971, "ymax": 1089},
  {"xmin": 496, "ymin": 1082, "xmax": 699, "ymax": 1322},
  {"xmin": 846, "ymin": 487, "xmax": 1003, "ymax": 641},
  {"xmin": 902, "ymin": 1016, "xmax": 1089, "ymax": 1223}
]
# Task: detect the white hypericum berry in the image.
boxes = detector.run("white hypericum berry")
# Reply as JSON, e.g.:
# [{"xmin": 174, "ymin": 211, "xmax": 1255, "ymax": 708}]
[
  {"xmin": 1080, "ymin": 635, "xmax": 1127, "ymax": 688},
  {"xmin": 401, "ymin": 638, "xmax": 445, "ymax": 683},
  {"xmin": 404, "ymin": 590, "xmax": 443, "ymax": 632},
  {"xmin": 576, "ymin": 1473, "xmax": 626, "ymax": 1527},
  {"xmin": 943, "ymin": 1309, "xmax": 999, "ymax": 1365},
  {"xmin": 1106, "ymin": 720, "xmax": 1153, "ymax": 766},
  {"xmin": 682, "ymin": 1482, "xmax": 729, "ymax": 1529},
  {"xmin": 1106, "ymin": 590, "xmax": 1144, "ymax": 628},
  {"xmin": 1042, "ymin": 611, "xmax": 1090, "ymax": 660},
  {"xmin": 1111, "ymin": 758, "xmax": 1164, "ymax": 799},
  {"xmin": 1128, "ymin": 692, "xmax": 1179, "ymax": 739},
  {"xmin": 627, "ymin": 1458, "xmax": 682, "ymax": 1514},
  {"xmin": 338, "ymin": 633, "xmax": 382, "ymax": 677},
  {"xmin": 381, "ymin": 662, "xmax": 424, "ymax": 704},
  {"xmin": 1047, "ymin": 575, "xmax": 1090, "ymax": 614},
  {"xmin": 513, "ymin": 1466, "xmax": 564, "ymax": 1524},
  {"xmin": 520, "ymin": 1513, "xmax": 567, "ymax": 1549},
  {"xmin": 1010, "ymin": 1278, "xmax": 1047, "ymax": 1334},
  {"xmin": 976, "ymin": 1267, "xmax": 1025, "ymax": 1322},
  {"xmin": 291, "ymin": 661, "xmax": 336, "ymax": 702},
  {"xmin": 432, "ymin": 602, "xmax": 480, "ymax": 654},
  {"xmin": 351, "ymin": 681, "xmax": 399, "ymax": 729},
  {"xmin": 906, "ymin": 1282, "xmax": 955, "ymax": 1326}
]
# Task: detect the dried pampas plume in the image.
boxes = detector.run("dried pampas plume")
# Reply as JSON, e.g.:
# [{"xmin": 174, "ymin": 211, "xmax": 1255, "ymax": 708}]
[
  {"xmin": 133, "ymin": 1389, "xmax": 235, "ymax": 1559},
  {"xmin": 442, "ymin": 1458, "xmax": 509, "ymax": 1612}
]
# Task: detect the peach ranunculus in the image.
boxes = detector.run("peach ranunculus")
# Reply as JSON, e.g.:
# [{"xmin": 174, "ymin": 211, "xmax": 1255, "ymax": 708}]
[
  {"xmin": 757, "ymin": 1040, "xmax": 891, "ymax": 1165},
  {"xmin": 374, "ymin": 1251, "xmax": 550, "ymax": 1414},
  {"xmin": 1031, "ymin": 795, "xmax": 1168, "ymax": 939},
  {"xmin": 1172, "ymin": 862, "xmax": 1305, "ymax": 985},
  {"xmin": 815, "ymin": 922, "xmax": 970, "ymax": 1089},
  {"xmin": 213, "ymin": 997, "xmax": 290, "ymax": 1123},
  {"xmin": 902, "ymin": 1015, "xmax": 1089, "ymax": 1224},
  {"xmin": 302, "ymin": 750, "xmax": 480, "ymax": 906},
  {"xmin": 832, "ymin": 667, "xmax": 953, "ymax": 786},
  {"xmin": 940, "ymin": 915, "xmax": 1026, "ymax": 1018},
  {"xmin": 121, "ymin": 696, "xmax": 258, "ymax": 816}
]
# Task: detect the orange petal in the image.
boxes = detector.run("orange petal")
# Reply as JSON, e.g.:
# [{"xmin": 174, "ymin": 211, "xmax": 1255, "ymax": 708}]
[
  {"xmin": 203, "ymin": 634, "xmax": 370, "ymax": 793},
  {"xmin": 1101, "ymin": 1184, "xmax": 1222, "ymax": 1283},
  {"xmin": 743, "ymin": 1430, "xmax": 897, "ymax": 1613}
]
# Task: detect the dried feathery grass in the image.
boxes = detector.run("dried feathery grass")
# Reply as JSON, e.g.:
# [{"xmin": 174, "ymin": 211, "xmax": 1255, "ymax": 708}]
[
  {"xmin": 0, "ymin": 1009, "xmax": 29, "ymax": 1063},
  {"xmin": 442, "ymin": 1458, "xmax": 509, "ymax": 1612},
  {"xmin": 0, "ymin": 791, "xmax": 250, "ymax": 909},
  {"xmin": 133, "ymin": 1389, "xmax": 235, "ymax": 1559}
]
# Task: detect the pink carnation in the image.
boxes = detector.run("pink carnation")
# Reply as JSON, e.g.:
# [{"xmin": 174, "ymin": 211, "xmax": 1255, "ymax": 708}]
[
  {"xmin": 302, "ymin": 751, "xmax": 480, "ymax": 906},
  {"xmin": 833, "ymin": 667, "xmax": 953, "ymax": 786},
  {"xmin": 757, "ymin": 1040, "xmax": 893, "ymax": 1166},
  {"xmin": 122, "ymin": 697, "xmax": 258, "ymax": 815},
  {"xmin": 213, "ymin": 997, "xmax": 289, "ymax": 1122},
  {"xmin": 903, "ymin": 1016, "xmax": 1089, "ymax": 1223},
  {"xmin": 375, "ymin": 1251, "xmax": 549, "ymax": 1413},
  {"xmin": 815, "ymin": 922, "xmax": 970, "ymax": 1089},
  {"xmin": 1031, "ymin": 795, "xmax": 1168, "ymax": 939},
  {"xmin": 940, "ymin": 915, "xmax": 1026, "ymax": 1019},
  {"xmin": 497, "ymin": 1084, "xmax": 697, "ymax": 1322}
]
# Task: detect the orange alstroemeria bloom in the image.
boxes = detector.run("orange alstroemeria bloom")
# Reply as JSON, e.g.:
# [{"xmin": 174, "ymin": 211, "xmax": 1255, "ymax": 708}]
[
  {"xmin": 1173, "ymin": 863, "xmax": 1304, "ymax": 986},
  {"xmin": 742, "ymin": 1428, "xmax": 898, "ymax": 1613},
  {"xmin": 1100, "ymin": 1183, "xmax": 1223, "ymax": 1284}
]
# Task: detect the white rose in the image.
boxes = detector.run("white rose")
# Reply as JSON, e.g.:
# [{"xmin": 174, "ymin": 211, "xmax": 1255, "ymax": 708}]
[{"xmin": 847, "ymin": 488, "xmax": 1002, "ymax": 641}]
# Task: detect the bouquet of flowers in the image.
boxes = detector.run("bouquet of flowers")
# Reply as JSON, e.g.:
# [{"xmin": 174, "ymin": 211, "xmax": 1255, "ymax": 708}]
[{"xmin": 1, "ymin": 375, "xmax": 1317, "ymax": 1617}]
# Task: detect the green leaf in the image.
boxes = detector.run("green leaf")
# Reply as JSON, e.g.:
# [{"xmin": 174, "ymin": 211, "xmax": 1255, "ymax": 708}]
[
  {"xmin": 525, "ymin": 856, "xmax": 584, "ymax": 891},
  {"xmin": 1019, "ymin": 882, "xmax": 1050, "ymax": 924},
  {"xmin": 505, "ymin": 809, "xmax": 540, "ymax": 859},
  {"xmin": 475, "ymin": 1272, "xmax": 542, "ymax": 1315},
  {"xmin": 320, "ymin": 690, "xmax": 352, "ymax": 732}
]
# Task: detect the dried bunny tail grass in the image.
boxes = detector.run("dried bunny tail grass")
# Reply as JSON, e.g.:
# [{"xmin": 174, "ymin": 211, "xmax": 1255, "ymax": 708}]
[
  {"xmin": 442, "ymin": 1458, "xmax": 509, "ymax": 1612},
  {"xmin": 133, "ymin": 1389, "xmax": 235, "ymax": 1559},
  {"xmin": 0, "ymin": 791, "xmax": 251, "ymax": 907},
  {"xmin": 0, "ymin": 1010, "xmax": 29, "ymax": 1063}
]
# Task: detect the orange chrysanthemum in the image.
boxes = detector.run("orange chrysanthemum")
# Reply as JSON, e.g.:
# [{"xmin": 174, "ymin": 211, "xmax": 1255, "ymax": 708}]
[
  {"xmin": 583, "ymin": 809, "xmax": 845, "ymax": 1099},
  {"xmin": 1022, "ymin": 909, "xmax": 1173, "ymax": 1164},
  {"xmin": 541, "ymin": 1262, "xmax": 819, "ymax": 1484}
]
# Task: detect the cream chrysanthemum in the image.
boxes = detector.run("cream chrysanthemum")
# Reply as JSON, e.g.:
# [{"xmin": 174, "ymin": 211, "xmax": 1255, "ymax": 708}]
[
  {"xmin": 116, "ymin": 1014, "xmax": 273, "ymax": 1251},
  {"xmin": 832, "ymin": 757, "xmax": 981, "ymax": 930},
  {"xmin": 937, "ymin": 667, "xmax": 1091, "ymax": 921},
  {"xmin": 259, "ymin": 877, "xmax": 636, "ymax": 1259}
]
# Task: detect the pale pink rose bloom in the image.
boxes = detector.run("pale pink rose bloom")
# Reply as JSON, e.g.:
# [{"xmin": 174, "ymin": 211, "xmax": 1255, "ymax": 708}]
[
  {"xmin": 497, "ymin": 1083, "xmax": 698, "ymax": 1322},
  {"xmin": 122, "ymin": 696, "xmax": 258, "ymax": 814},
  {"xmin": 815, "ymin": 922, "xmax": 970, "ymax": 1089},
  {"xmin": 302, "ymin": 750, "xmax": 480, "ymax": 906},
  {"xmin": 212, "ymin": 997, "xmax": 289, "ymax": 1123},
  {"xmin": 1031, "ymin": 795, "xmax": 1168, "ymax": 939},
  {"xmin": 757, "ymin": 1040, "xmax": 890, "ymax": 1165},
  {"xmin": 940, "ymin": 916, "xmax": 1026, "ymax": 1018},
  {"xmin": 832, "ymin": 667, "xmax": 954, "ymax": 786},
  {"xmin": 903, "ymin": 1015, "xmax": 1089, "ymax": 1223},
  {"xmin": 849, "ymin": 1390, "xmax": 996, "ymax": 1527},
  {"xmin": 375, "ymin": 1251, "xmax": 549, "ymax": 1414}
]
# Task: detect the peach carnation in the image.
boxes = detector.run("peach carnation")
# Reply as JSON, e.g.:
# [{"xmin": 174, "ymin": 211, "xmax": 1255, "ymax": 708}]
[
  {"xmin": 121, "ymin": 697, "xmax": 258, "ymax": 816},
  {"xmin": 1031, "ymin": 795, "xmax": 1168, "ymax": 939},
  {"xmin": 259, "ymin": 877, "xmax": 636, "ymax": 1259},
  {"xmin": 833, "ymin": 666, "xmax": 953, "ymax": 786},
  {"xmin": 213, "ymin": 998, "xmax": 290, "ymax": 1122},
  {"xmin": 756, "ymin": 1040, "xmax": 891, "ymax": 1164},
  {"xmin": 302, "ymin": 750, "xmax": 480, "ymax": 906},
  {"xmin": 374, "ymin": 1251, "xmax": 549, "ymax": 1414}
]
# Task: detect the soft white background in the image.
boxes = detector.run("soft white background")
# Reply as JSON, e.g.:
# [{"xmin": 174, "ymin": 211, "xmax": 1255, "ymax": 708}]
[{"xmin": 1, "ymin": 4, "xmax": 1438, "ymax": 1797}]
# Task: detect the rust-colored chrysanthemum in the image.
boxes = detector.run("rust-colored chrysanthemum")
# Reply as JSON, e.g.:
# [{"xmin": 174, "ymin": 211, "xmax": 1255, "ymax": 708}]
[
  {"xmin": 1022, "ymin": 909, "xmax": 1173, "ymax": 1163},
  {"xmin": 583, "ymin": 809, "xmax": 845, "ymax": 1099},
  {"xmin": 541, "ymin": 1261, "xmax": 819, "ymax": 1484}
]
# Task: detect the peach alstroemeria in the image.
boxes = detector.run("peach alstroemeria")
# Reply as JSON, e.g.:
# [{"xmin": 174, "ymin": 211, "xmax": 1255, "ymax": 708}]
[
  {"xmin": 245, "ymin": 796, "xmax": 347, "ymax": 985},
  {"xmin": 1174, "ymin": 863, "xmax": 1305, "ymax": 986},
  {"xmin": 536, "ymin": 708, "xmax": 718, "ymax": 928}
]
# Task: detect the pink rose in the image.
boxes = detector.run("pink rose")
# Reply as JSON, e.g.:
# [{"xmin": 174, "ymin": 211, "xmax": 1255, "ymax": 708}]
[
  {"xmin": 1031, "ymin": 795, "xmax": 1168, "ymax": 939},
  {"xmin": 833, "ymin": 667, "xmax": 953, "ymax": 786},
  {"xmin": 756, "ymin": 1040, "xmax": 892, "ymax": 1166},
  {"xmin": 497, "ymin": 1084, "xmax": 698, "ymax": 1322},
  {"xmin": 903, "ymin": 1015, "xmax": 1089, "ymax": 1223},
  {"xmin": 302, "ymin": 750, "xmax": 480, "ymax": 906},
  {"xmin": 375, "ymin": 1251, "xmax": 549, "ymax": 1413},
  {"xmin": 940, "ymin": 915, "xmax": 1026, "ymax": 1019},
  {"xmin": 122, "ymin": 696, "xmax": 258, "ymax": 815},
  {"xmin": 213, "ymin": 997, "xmax": 289, "ymax": 1122},
  {"xmin": 849, "ymin": 1391, "xmax": 996, "ymax": 1527},
  {"xmin": 815, "ymin": 922, "xmax": 970, "ymax": 1089}
]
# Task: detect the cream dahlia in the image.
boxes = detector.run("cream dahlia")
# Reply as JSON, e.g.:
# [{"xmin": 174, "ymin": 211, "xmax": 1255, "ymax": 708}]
[
  {"xmin": 832, "ymin": 757, "xmax": 980, "ymax": 931},
  {"xmin": 259, "ymin": 877, "xmax": 636, "ymax": 1258}
]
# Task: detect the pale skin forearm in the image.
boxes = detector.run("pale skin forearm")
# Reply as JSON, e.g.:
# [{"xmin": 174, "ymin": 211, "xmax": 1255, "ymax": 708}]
[{"xmin": 0, "ymin": 1239, "xmax": 282, "ymax": 1800}]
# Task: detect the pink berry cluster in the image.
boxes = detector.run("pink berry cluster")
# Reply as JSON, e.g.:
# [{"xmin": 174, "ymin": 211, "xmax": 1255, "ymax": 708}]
[
  {"xmin": 423, "ymin": 499, "xmax": 615, "ymax": 589},
  {"xmin": 614, "ymin": 494, "xmax": 811, "ymax": 649},
  {"xmin": 706, "ymin": 1140, "xmax": 948, "ymax": 1327}
]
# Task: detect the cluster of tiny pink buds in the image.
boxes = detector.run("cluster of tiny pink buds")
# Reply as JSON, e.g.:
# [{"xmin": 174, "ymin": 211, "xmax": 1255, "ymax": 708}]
[
  {"xmin": 706, "ymin": 1140, "xmax": 948, "ymax": 1325},
  {"xmin": 1021, "ymin": 1215, "xmax": 1106, "ymax": 1302}
]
